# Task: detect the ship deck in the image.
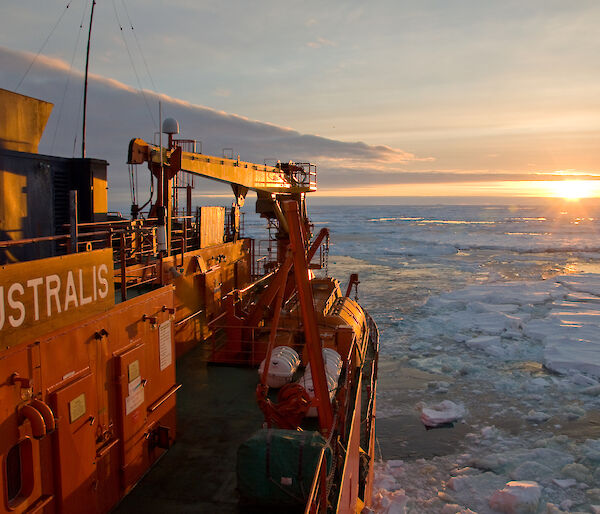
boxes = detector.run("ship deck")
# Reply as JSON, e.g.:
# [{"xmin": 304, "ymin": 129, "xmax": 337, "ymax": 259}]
[{"xmin": 113, "ymin": 344, "xmax": 264, "ymax": 513}]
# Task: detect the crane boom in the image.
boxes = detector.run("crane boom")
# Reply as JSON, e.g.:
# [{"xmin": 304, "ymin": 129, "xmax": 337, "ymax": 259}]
[{"xmin": 128, "ymin": 138, "xmax": 316, "ymax": 194}]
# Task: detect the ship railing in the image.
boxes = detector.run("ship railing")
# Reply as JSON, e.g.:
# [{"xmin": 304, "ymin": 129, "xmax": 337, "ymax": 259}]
[
  {"xmin": 65, "ymin": 213, "xmax": 195, "ymax": 256},
  {"xmin": 0, "ymin": 234, "xmax": 70, "ymax": 248},
  {"xmin": 0, "ymin": 220, "xmax": 139, "ymax": 255},
  {"xmin": 62, "ymin": 218, "xmax": 157, "ymax": 254},
  {"xmin": 223, "ymin": 206, "xmax": 245, "ymax": 242},
  {"xmin": 254, "ymin": 239, "xmax": 277, "ymax": 279},
  {"xmin": 0, "ymin": 233, "xmax": 71, "ymax": 263},
  {"xmin": 172, "ymin": 138, "xmax": 201, "ymax": 154},
  {"xmin": 169, "ymin": 214, "xmax": 197, "ymax": 254},
  {"xmin": 59, "ymin": 219, "xmax": 160, "ymax": 301},
  {"xmin": 364, "ymin": 314, "xmax": 379, "ymax": 447},
  {"xmin": 115, "ymin": 231, "xmax": 161, "ymax": 302},
  {"xmin": 201, "ymin": 319, "xmax": 301, "ymax": 365},
  {"xmin": 263, "ymin": 160, "xmax": 318, "ymax": 191},
  {"xmin": 304, "ymin": 446, "xmax": 328, "ymax": 514},
  {"xmin": 2, "ymin": 195, "xmax": 251, "ymax": 264},
  {"xmin": 67, "ymin": 210, "xmax": 256, "ymax": 297},
  {"xmin": 202, "ymin": 313, "xmax": 362, "ymax": 368},
  {"xmin": 284, "ymin": 162, "xmax": 317, "ymax": 190}
]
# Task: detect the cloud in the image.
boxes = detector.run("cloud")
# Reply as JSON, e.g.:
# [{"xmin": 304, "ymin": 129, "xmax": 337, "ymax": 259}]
[
  {"xmin": 1, "ymin": 45, "xmax": 431, "ymax": 207},
  {"xmin": 8, "ymin": 45, "xmax": 593, "ymax": 205},
  {"xmin": 306, "ymin": 37, "xmax": 335, "ymax": 49}
]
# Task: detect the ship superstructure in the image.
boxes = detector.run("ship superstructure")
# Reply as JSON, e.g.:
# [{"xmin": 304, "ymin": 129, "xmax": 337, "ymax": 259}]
[{"xmin": 0, "ymin": 88, "xmax": 378, "ymax": 513}]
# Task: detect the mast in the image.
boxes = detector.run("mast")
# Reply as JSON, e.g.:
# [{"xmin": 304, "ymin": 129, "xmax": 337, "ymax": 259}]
[{"xmin": 81, "ymin": 0, "xmax": 96, "ymax": 158}]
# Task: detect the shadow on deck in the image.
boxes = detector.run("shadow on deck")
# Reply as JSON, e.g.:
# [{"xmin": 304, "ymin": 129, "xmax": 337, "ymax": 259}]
[{"xmin": 113, "ymin": 344, "xmax": 263, "ymax": 513}]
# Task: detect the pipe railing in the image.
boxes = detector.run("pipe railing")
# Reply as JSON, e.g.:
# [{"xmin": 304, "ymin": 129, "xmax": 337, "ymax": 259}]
[{"xmin": 304, "ymin": 446, "xmax": 328, "ymax": 514}]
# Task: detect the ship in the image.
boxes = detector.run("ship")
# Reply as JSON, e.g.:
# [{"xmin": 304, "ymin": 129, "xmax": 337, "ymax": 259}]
[{"xmin": 0, "ymin": 87, "xmax": 379, "ymax": 513}]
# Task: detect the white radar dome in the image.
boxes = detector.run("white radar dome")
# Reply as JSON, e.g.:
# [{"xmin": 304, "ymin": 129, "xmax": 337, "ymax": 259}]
[{"xmin": 162, "ymin": 117, "xmax": 179, "ymax": 135}]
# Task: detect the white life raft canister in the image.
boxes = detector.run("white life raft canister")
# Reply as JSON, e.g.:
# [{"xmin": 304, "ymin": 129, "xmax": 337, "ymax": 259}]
[
  {"xmin": 299, "ymin": 348, "xmax": 342, "ymax": 417},
  {"xmin": 258, "ymin": 346, "xmax": 300, "ymax": 388}
]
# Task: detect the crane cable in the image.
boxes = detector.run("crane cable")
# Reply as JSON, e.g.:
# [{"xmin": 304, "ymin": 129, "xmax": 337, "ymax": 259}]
[
  {"xmin": 128, "ymin": 163, "xmax": 136, "ymax": 206},
  {"xmin": 15, "ymin": 1, "xmax": 73, "ymax": 92}
]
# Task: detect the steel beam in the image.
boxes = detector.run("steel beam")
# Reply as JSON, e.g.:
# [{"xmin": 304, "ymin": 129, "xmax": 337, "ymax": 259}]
[{"xmin": 283, "ymin": 200, "xmax": 333, "ymax": 433}]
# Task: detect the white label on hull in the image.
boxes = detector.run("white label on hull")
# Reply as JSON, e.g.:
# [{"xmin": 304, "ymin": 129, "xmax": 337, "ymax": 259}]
[
  {"xmin": 158, "ymin": 320, "xmax": 172, "ymax": 371},
  {"xmin": 125, "ymin": 384, "xmax": 144, "ymax": 415}
]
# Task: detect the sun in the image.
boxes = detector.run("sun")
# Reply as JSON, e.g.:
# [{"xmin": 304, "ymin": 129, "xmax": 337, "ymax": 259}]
[{"xmin": 548, "ymin": 180, "xmax": 598, "ymax": 200}]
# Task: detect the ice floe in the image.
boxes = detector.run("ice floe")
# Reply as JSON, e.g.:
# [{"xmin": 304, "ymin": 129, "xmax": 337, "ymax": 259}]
[
  {"xmin": 418, "ymin": 400, "xmax": 467, "ymax": 427},
  {"xmin": 419, "ymin": 275, "xmax": 600, "ymax": 379},
  {"xmin": 488, "ymin": 481, "xmax": 541, "ymax": 514}
]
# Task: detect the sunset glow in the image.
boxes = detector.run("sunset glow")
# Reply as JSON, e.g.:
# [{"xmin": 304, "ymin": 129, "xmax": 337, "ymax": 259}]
[
  {"xmin": 314, "ymin": 180, "xmax": 600, "ymax": 199},
  {"xmin": 545, "ymin": 180, "xmax": 600, "ymax": 200}
]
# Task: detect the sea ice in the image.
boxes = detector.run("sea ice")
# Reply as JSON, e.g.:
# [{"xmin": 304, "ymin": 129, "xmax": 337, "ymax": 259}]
[
  {"xmin": 465, "ymin": 335, "xmax": 501, "ymax": 350},
  {"xmin": 570, "ymin": 373, "xmax": 599, "ymax": 387},
  {"xmin": 488, "ymin": 481, "xmax": 541, "ymax": 514},
  {"xmin": 402, "ymin": 243, "xmax": 458, "ymax": 257},
  {"xmin": 417, "ymin": 400, "xmax": 466, "ymax": 427},
  {"xmin": 544, "ymin": 340, "xmax": 600, "ymax": 378},
  {"xmin": 509, "ymin": 461, "xmax": 554, "ymax": 482},
  {"xmin": 556, "ymin": 275, "xmax": 600, "ymax": 297},
  {"xmin": 370, "ymin": 488, "xmax": 409, "ymax": 514},
  {"xmin": 427, "ymin": 381, "xmax": 450, "ymax": 394},
  {"xmin": 561, "ymin": 462, "xmax": 593, "ymax": 483},
  {"xmin": 587, "ymin": 489, "xmax": 600, "ymax": 503},
  {"xmin": 558, "ymin": 499, "xmax": 573, "ymax": 511},
  {"xmin": 446, "ymin": 471, "xmax": 508, "ymax": 502},
  {"xmin": 525, "ymin": 410, "xmax": 551, "ymax": 423},
  {"xmin": 481, "ymin": 426, "xmax": 498, "ymax": 439},
  {"xmin": 563, "ymin": 405, "xmax": 586, "ymax": 420},
  {"xmin": 440, "ymin": 504, "xmax": 476, "ymax": 514},
  {"xmin": 470, "ymin": 448, "xmax": 574, "ymax": 475},
  {"xmin": 545, "ymin": 503, "xmax": 562, "ymax": 514},
  {"xmin": 552, "ymin": 478, "xmax": 577, "ymax": 488},
  {"xmin": 582, "ymin": 384, "xmax": 600, "ymax": 395},
  {"xmin": 409, "ymin": 355, "xmax": 466, "ymax": 376},
  {"xmin": 581, "ymin": 439, "xmax": 600, "ymax": 466},
  {"xmin": 529, "ymin": 377, "xmax": 549, "ymax": 388},
  {"xmin": 365, "ymin": 247, "xmax": 600, "ymax": 512}
]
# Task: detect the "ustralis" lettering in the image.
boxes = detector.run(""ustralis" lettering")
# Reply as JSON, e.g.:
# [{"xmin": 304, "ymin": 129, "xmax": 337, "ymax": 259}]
[{"xmin": 0, "ymin": 264, "xmax": 109, "ymax": 329}]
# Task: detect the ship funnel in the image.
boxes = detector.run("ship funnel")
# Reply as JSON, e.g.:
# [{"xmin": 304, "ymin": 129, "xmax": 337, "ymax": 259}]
[{"xmin": 162, "ymin": 117, "xmax": 179, "ymax": 135}]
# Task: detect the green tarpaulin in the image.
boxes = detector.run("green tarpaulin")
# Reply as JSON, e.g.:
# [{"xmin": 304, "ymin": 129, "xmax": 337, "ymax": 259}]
[{"xmin": 237, "ymin": 428, "xmax": 332, "ymax": 507}]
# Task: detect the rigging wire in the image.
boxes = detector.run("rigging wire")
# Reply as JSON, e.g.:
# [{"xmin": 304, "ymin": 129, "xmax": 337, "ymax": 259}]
[
  {"xmin": 128, "ymin": 163, "xmax": 136, "ymax": 205},
  {"xmin": 120, "ymin": 0, "xmax": 158, "ymax": 93},
  {"xmin": 71, "ymin": 86, "xmax": 84, "ymax": 157},
  {"xmin": 15, "ymin": 1, "xmax": 73, "ymax": 92},
  {"xmin": 51, "ymin": 0, "xmax": 88, "ymax": 153},
  {"xmin": 137, "ymin": 173, "xmax": 154, "ymax": 216},
  {"xmin": 111, "ymin": 0, "xmax": 157, "ymax": 126}
]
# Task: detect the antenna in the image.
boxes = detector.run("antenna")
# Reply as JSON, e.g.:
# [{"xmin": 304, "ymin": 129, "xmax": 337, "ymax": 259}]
[{"xmin": 81, "ymin": 0, "xmax": 96, "ymax": 158}]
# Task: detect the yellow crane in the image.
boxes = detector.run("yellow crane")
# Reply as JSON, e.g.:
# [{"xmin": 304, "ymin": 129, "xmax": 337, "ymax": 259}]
[{"xmin": 127, "ymin": 130, "xmax": 317, "ymax": 253}]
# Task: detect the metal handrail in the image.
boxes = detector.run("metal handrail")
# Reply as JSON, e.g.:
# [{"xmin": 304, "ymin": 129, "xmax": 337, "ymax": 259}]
[
  {"xmin": 304, "ymin": 447, "xmax": 328, "ymax": 514},
  {"xmin": 0, "ymin": 233, "xmax": 70, "ymax": 248}
]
